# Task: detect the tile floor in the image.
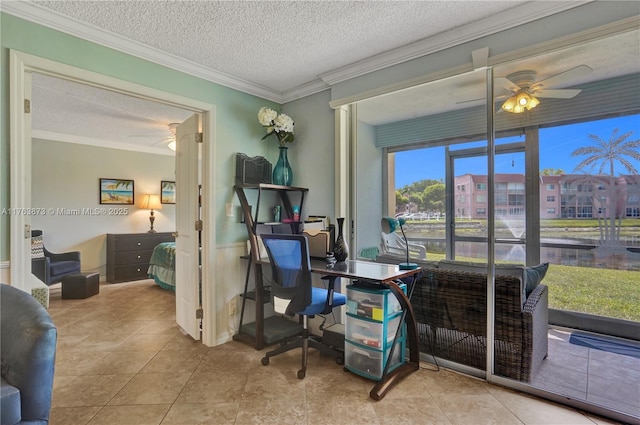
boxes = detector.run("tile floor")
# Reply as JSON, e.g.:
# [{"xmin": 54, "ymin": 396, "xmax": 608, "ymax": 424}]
[
  {"xmin": 47, "ymin": 280, "xmax": 625, "ymax": 425},
  {"xmin": 532, "ymin": 328, "xmax": 640, "ymax": 419}
]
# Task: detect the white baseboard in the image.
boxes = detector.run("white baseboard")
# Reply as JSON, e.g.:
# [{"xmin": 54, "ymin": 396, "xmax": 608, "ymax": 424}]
[{"xmin": 0, "ymin": 261, "xmax": 10, "ymax": 284}]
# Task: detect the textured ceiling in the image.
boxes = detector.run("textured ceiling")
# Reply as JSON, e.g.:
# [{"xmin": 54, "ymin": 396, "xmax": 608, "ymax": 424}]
[
  {"xmin": 29, "ymin": 0, "xmax": 528, "ymax": 94},
  {"xmin": 6, "ymin": 1, "xmax": 637, "ymax": 153}
]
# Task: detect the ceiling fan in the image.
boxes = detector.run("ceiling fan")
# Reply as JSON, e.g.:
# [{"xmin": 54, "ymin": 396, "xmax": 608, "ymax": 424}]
[{"xmin": 495, "ymin": 65, "xmax": 593, "ymax": 113}]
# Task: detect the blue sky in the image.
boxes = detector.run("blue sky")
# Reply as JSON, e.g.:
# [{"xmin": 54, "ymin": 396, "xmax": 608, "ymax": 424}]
[{"xmin": 395, "ymin": 114, "xmax": 640, "ymax": 188}]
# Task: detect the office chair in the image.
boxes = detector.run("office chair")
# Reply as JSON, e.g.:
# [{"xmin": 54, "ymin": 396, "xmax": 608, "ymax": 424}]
[{"xmin": 260, "ymin": 233, "xmax": 347, "ymax": 379}]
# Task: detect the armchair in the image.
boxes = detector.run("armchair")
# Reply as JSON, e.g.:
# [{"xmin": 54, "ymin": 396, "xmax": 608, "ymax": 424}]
[
  {"xmin": 31, "ymin": 230, "xmax": 81, "ymax": 285},
  {"xmin": 1, "ymin": 284, "xmax": 57, "ymax": 425},
  {"xmin": 260, "ymin": 234, "xmax": 347, "ymax": 379}
]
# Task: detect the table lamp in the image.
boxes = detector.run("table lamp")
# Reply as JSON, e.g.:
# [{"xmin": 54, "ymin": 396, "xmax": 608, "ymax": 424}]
[
  {"xmin": 142, "ymin": 194, "xmax": 162, "ymax": 233},
  {"xmin": 381, "ymin": 216, "xmax": 418, "ymax": 270}
]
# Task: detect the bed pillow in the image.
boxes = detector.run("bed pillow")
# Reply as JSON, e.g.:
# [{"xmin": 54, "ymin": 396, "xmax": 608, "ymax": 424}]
[
  {"xmin": 524, "ymin": 262, "xmax": 549, "ymax": 296},
  {"xmin": 31, "ymin": 235, "xmax": 44, "ymax": 258}
]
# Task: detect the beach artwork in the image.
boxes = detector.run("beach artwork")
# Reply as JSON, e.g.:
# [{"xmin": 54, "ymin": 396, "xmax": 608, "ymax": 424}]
[
  {"xmin": 161, "ymin": 181, "xmax": 176, "ymax": 204},
  {"xmin": 100, "ymin": 178, "xmax": 134, "ymax": 205}
]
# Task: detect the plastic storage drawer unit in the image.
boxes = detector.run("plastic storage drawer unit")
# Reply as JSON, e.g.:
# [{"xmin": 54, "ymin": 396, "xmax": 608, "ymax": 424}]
[
  {"xmin": 346, "ymin": 314, "xmax": 403, "ymax": 349},
  {"xmin": 346, "ymin": 282, "xmax": 406, "ymax": 321},
  {"xmin": 345, "ymin": 338, "xmax": 405, "ymax": 380}
]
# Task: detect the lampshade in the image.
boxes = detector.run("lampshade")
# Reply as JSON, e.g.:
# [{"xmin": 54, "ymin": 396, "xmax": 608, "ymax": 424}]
[
  {"xmin": 381, "ymin": 216, "xmax": 405, "ymax": 234},
  {"xmin": 142, "ymin": 194, "xmax": 162, "ymax": 210},
  {"xmin": 167, "ymin": 140, "xmax": 176, "ymax": 151}
]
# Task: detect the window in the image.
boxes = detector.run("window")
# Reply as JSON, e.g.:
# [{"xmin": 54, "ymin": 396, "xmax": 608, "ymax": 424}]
[
  {"xmin": 508, "ymin": 194, "xmax": 525, "ymax": 206},
  {"xmin": 476, "ymin": 194, "xmax": 486, "ymax": 203},
  {"xmin": 495, "ymin": 182, "xmax": 507, "ymax": 192},
  {"xmin": 547, "ymin": 208, "xmax": 556, "ymax": 214},
  {"xmin": 476, "ymin": 208, "xmax": 486, "ymax": 215},
  {"xmin": 509, "ymin": 207, "xmax": 525, "ymax": 215},
  {"xmin": 546, "ymin": 195, "xmax": 555, "ymax": 202},
  {"xmin": 627, "ymin": 207, "xmax": 640, "ymax": 217},
  {"xmin": 496, "ymin": 194, "xmax": 507, "ymax": 205},
  {"xmin": 547, "ymin": 184, "xmax": 555, "ymax": 190},
  {"xmin": 476, "ymin": 183, "xmax": 486, "ymax": 190}
]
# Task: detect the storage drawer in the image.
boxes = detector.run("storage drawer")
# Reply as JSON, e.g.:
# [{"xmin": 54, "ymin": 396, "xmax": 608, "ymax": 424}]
[
  {"xmin": 113, "ymin": 249, "xmax": 153, "ymax": 265},
  {"xmin": 346, "ymin": 283, "xmax": 406, "ymax": 321},
  {"xmin": 112, "ymin": 236, "xmax": 163, "ymax": 252},
  {"xmin": 112, "ymin": 264, "xmax": 149, "ymax": 282},
  {"xmin": 345, "ymin": 338, "xmax": 405, "ymax": 380},
  {"xmin": 345, "ymin": 314, "xmax": 403, "ymax": 349}
]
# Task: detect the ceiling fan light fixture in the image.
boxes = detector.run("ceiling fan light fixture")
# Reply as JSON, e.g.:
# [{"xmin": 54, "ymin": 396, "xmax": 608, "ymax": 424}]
[
  {"xmin": 501, "ymin": 96, "xmax": 517, "ymax": 112},
  {"xmin": 525, "ymin": 95, "xmax": 540, "ymax": 110},
  {"xmin": 516, "ymin": 92, "xmax": 530, "ymax": 106}
]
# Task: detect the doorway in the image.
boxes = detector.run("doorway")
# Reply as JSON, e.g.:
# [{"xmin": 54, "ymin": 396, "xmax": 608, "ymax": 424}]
[{"xmin": 9, "ymin": 50, "xmax": 218, "ymax": 345}]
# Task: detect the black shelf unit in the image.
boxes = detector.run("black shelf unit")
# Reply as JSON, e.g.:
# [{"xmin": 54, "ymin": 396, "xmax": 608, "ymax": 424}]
[{"xmin": 233, "ymin": 183, "xmax": 309, "ymax": 349}]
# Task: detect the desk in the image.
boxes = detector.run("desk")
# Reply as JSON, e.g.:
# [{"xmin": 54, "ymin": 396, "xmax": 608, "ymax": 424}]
[{"xmin": 311, "ymin": 259, "xmax": 421, "ymax": 401}]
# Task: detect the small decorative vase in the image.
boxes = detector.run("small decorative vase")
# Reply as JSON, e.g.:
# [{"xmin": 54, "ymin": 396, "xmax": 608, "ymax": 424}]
[
  {"xmin": 334, "ymin": 217, "xmax": 349, "ymax": 262},
  {"xmin": 272, "ymin": 146, "xmax": 293, "ymax": 186}
]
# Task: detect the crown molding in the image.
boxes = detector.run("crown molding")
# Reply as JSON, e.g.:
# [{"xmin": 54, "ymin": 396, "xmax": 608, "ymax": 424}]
[
  {"xmin": 1, "ymin": 1, "xmax": 285, "ymax": 103},
  {"xmin": 319, "ymin": 1, "xmax": 589, "ymax": 86},
  {"xmin": 2, "ymin": 1, "xmax": 589, "ymax": 104},
  {"xmin": 281, "ymin": 79, "xmax": 331, "ymax": 103},
  {"xmin": 32, "ymin": 130, "xmax": 175, "ymax": 156}
]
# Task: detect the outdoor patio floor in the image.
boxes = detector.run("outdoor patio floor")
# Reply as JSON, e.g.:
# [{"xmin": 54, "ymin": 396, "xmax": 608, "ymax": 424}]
[{"xmin": 532, "ymin": 327, "xmax": 640, "ymax": 420}]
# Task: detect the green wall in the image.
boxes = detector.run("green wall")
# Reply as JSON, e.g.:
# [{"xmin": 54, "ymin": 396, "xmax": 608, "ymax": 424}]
[{"xmin": 0, "ymin": 13, "xmax": 295, "ymax": 260}]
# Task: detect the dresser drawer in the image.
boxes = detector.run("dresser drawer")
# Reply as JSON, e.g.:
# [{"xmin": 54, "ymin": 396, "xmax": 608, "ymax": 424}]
[
  {"xmin": 113, "ymin": 249, "xmax": 154, "ymax": 265},
  {"xmin": 112, "ymin": 264, "xmax": 149, "ymax": 282},
  {"xmin": 112, "ymin": 236, "xmax": 163, "ymax": 252}
]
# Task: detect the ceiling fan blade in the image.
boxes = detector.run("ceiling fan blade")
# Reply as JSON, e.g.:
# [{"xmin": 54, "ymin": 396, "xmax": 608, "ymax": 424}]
[
  {"xmin": 535, "ymin": 89, "xmax": 582, "ymax": 99},
  {"xmin": 495, "ymin": 77, "xmax": 520, "ymax": 92},
  {"xmin": 533, "ymin": 65, "xmax": 592, "ymax": 89}
]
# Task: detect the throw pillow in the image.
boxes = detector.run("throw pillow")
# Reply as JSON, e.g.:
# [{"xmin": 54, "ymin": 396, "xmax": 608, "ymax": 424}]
[
  {"xmin": 31, "ymin": 235, "xmax": 45, "ymax": 258},
  {"xmin": 524, "ymin": 262, "xmax": 549, "ymax": 296}
]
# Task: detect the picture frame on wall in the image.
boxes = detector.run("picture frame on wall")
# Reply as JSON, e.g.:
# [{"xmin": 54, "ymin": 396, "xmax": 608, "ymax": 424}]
[
  {"xmin": 100, "ymin": 178, "xmax": 134, "ymax": 205},
  {"xmin": 161, "ymin": 180, "xmax": 176, "ymax": 204}
]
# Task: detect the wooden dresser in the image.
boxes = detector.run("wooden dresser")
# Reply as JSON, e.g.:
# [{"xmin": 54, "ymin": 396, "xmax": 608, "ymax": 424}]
[{"xmin": 106, "ymin": 232, "xmax": 174, "ymax": 283}]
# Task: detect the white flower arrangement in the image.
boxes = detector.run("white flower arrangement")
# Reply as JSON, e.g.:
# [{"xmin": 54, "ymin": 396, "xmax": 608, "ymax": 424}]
[{"xmin": 258, "ymin": 107, "xmax": 294, "ymax": 146}]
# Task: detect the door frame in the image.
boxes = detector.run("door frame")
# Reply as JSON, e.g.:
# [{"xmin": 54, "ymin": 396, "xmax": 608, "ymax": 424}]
[{"xmin": 9, "ymin": 49, "xmax": 218, "ymax": 346}]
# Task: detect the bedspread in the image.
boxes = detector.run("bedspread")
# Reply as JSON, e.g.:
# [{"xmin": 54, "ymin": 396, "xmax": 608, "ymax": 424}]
[{"xmin": 147, "ymin": 242, "xmax": 176, "ymax": 291}]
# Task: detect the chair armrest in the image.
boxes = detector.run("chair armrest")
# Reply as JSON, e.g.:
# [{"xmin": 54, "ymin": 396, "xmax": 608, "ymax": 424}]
[
  {"xmin": 46, "ymin": 249, "xmax": 81, "ymax": 263},
  {"xmin": 521, "ymin": 284, "xmax": 548, "ymax": 381},
  {"xmin": 31, "ymin": 257, "xmax": 50, "ymax": 284}
]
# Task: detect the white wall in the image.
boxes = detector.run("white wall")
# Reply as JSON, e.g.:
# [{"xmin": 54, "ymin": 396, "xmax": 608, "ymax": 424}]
[{"xmin": 31, "ymin": 138, "xmax": 176, "ymax": 280}]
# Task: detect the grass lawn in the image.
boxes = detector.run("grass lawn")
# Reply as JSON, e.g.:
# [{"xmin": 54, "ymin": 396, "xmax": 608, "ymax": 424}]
[{"xmin": 544, "ymin": 264, "xmax": 640, "ymax": 321}]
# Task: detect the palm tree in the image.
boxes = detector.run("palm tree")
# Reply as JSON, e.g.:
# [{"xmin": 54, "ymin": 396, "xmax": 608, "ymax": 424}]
[
  {"xmin": 571, "ymin": 128, "xmax": 640, "ymax": 246},
  {"xmin": 572, "ymin": 128, "xmax": 640, "ymax": 175}
]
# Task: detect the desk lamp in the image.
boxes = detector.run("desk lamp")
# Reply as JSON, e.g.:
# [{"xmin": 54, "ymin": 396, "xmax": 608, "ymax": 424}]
[
  {"xmin": 142, "ymin": 194, "xmax": 162, "ymax": 233},
  {"xmin": 381, "ymin": 217, "xmax": 418, "ymax": 270}
]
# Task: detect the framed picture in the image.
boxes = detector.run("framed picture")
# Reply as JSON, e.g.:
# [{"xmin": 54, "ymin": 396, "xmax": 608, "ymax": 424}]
[
  {"xmin": 100, "ymin": 178, "xmax": 134, "ymax": 205},
  {"xmin": 161, "ymin": 180, "xmax": 176, "ymax": 204}
]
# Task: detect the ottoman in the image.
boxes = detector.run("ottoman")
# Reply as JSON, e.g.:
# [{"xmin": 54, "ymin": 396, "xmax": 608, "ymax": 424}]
[{"xmin": 62, "ymin": 272, "xmax": 100, "ymax": 299}]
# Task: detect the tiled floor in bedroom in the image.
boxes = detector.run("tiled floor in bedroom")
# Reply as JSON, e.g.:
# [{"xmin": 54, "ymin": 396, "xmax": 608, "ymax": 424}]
[{"xmin": 47, "ymin": 280, "xmax": 627, "ymax": 425}]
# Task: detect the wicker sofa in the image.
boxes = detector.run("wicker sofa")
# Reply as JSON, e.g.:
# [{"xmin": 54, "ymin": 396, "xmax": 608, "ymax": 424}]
[{"xmin": 376, "ymin": 254, "xmax": 549, "ymax": 382}]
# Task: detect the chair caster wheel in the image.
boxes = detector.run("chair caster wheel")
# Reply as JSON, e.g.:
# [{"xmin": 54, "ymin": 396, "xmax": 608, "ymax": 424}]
[
  {"xmin": 261, "ymin": 357, "xmax": 269, "ymax": 366},
  {"xmin": 297, "ymin": 370, "xmax": 305, "ymax": 379}
]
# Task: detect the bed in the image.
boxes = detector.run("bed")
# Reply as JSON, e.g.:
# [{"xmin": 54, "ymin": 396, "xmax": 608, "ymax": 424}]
[{"xmin": 147, "ymin": 242, "xmax": 176, "ymax": 291}]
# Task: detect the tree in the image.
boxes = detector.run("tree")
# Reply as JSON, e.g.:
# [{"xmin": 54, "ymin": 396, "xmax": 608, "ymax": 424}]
[
  {"xmin": 572, "ymin": 128, "xmax": 640, "ymax": 247},
  {"xmin": 541, "ymin": 168, "xmax": 564, "ymax": 176}
]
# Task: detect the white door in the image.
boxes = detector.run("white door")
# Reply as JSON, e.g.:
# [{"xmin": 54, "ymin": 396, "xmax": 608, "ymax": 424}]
[{"xmin": 175, "ymin": 114, "xmax": 201, "ymax": 339}]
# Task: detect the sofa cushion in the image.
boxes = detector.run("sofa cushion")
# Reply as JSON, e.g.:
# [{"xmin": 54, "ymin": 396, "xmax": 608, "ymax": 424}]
[
  {"xmin": 525, "ymin": 262, "xmax": 549, "ymax": 296},
  {"xmin": 49, "ymin": 260, "xmax": 81, "ymax": 276},
  {"xmin": 1, "ymin": 377, "xmax": 21, "ymax": 425},
  {"xmin": 438, "ymin": 260, "xmax": 527, "ymax": 305}
]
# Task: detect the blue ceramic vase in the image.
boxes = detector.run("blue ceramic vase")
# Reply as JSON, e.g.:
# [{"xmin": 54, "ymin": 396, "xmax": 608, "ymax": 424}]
[{"xmin": 272, "ymin": 146, "xmax": 293, "ymax": 186}]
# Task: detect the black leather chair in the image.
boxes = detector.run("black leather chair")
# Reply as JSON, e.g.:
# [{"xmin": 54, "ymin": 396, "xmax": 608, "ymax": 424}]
[
  {"xmin": 31, "ymin": 230, "xmax": 81, "ymax": 286},
  {"xmin": 260, "ymin": 233, "xmax": 346, "ymax": 379}
]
